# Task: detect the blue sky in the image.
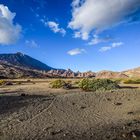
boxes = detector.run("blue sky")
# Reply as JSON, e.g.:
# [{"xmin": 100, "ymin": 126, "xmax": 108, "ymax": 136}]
[{"xmin": 0, "ymin": 0, "xmax": 140, "ymax": 72}]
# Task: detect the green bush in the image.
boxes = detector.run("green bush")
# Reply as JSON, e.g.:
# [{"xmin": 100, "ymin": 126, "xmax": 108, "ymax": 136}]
[
  {"xmin": 79, "ymin": 78, "xmax": 119, "ymax": 91},
  {"xmin": 0, "ymin": 80, "xmax": 6, "ymax": 86},
  {"xmin": 123, "ymin": 79, "xmax": 140, "ymax": 84},
  {"xmin": 50, "ymin": 79, "xmax": 72, "ymax": 89}
]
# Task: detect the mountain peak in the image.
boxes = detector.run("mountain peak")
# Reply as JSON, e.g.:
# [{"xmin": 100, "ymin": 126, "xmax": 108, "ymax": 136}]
[
  {"xmin": 16, "ymin": 52, "xmax": 24, "ymax": 56},
  {"xmin": 0, "ymin": 53, "xmax": 54, "ymax": 71}
]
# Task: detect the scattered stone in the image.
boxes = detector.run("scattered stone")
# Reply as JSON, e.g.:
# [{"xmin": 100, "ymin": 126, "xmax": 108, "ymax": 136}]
[
  {"xmin": 114, "ymin": 102, "xmax": 122, "ymax": 106},
  {"xmin": 122, "ymin": 126, "xmax": 126, "ymax": 130},
  {"xmin": 51, "ymin": 130, "xmax": 63, "ymax": 135},
  {"xmin": 110, "ymin": 90, "xmax": 115, "ymax": 93},
  {"xmin": 122, "ymin": 133, "xmax": 126, "ymax": 138},
  {"xmin": 106, "ymin": 135, "xmax": 111, "ymax": 139},
  {"xmin": 107, "ymin": 98, "xmax": 111, "ymax": 101},
  {"xmin": 20, "ymin": 93, "xmax": 27, "ymax": 97},
  {"xmin": 127, "ymin": 130, "xmax": 140, "ymax": 139},
  {"xmin": 127, "ymin": 122, "xmax": 132, "ymax": 127},
  {"xmin": 127, "ymin": 120, "xmax": 140, "ymax": 127},
  {"xmin": 127, "ymin": 111, "xmax": 134, "ymax": 115},
  {"xmin": 72, "ymin": 102, "xmax": 75, "ymax": 105},
  {"xmin": 80, "ymin": 106, "xmax": 86, "ymax": 109}
]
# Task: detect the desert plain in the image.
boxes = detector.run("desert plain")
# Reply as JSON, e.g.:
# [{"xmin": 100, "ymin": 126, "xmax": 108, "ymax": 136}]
[{"xmin": 0, "ymin": 79, "xmax": 139, "ymax": 140}]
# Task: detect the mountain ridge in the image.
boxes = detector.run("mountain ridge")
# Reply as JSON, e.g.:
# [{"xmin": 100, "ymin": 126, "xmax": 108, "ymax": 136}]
[{"xmin": 0, "ymin": 52, "xmax": 140, "ymax": 79}]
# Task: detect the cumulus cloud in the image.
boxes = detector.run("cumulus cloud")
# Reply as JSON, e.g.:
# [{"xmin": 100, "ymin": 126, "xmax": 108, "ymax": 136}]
[
  {"xmin": 25, "ymin": 40, "xmax": 39, "ymax": 48},
  {"xmin": 88, "ymin": 35, "xmax": 112, "ymax": 45},
  {"xmin": 67, "ymin": 48, "xmax": 86, "ymax": 56},
  {"xmin": 99, "ymin": 42, "xmax": 124, "ymax": 52},
  {"xmin": 69, "ymin": 0, "xmax": 140, "ymax": 40},
  {"xmin": 41, "ymin": 20, "xmax": 66, "ymax": 36},
  {"xmin": 0, "ymin": 4, "xmax": 22, "ymax": 45}
]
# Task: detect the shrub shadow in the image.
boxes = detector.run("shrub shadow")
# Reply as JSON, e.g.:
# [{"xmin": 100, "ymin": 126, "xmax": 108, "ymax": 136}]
[{"xmin": 0, "ymin": 94, "xmax": 54, "ymax": 115}]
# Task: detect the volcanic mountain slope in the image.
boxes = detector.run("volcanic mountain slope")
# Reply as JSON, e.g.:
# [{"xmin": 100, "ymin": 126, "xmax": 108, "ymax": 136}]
[
  {"xmin": 0, "ymin": 61, "xmax": 50, "ymax": 79},
  {"xmin": 0, "ymin": 52, "xmax": 54, "ymax": 71}
]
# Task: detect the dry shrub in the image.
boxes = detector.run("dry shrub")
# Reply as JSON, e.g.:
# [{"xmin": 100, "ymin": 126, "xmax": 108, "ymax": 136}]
[
  {"xmin": 79, "ymin": 78, "xmax": 119, "ymax": 91},
  {"xmin": 50, "ymin": 79, "xmax": 72, "ymax": 89},
  {"xmin": 123, "ymin": 79, "xmax": 140, "ymax": 84}
]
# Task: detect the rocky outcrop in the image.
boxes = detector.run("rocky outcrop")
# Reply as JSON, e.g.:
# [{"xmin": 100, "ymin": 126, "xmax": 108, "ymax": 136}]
[
  {"xmin": 47, "ymin": 69, "xmax": 96, "ymax": 78},
  {"xmin": 96, "ymin": 71, "xmax": 128, "ymax": 79},
  {"xmin": 0, "ymin": 61, "xmax": 50, "ymax": 79},
  {"xmin": 77, "ymin": 71, "xmax": 96, "ymax": 78},
  {"xmin": 123, "ymin": 67, "xmax": 140, "ymax": 78}
]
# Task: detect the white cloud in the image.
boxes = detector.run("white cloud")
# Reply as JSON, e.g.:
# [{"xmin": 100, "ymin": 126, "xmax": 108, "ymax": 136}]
[
  {"xmin": 0, "ymin": 4, "xmax": 22, "ymax": 45},
  {"xmin": 112, "ymin": 42, "xmax": 124, "ymax": 48},
  {"xmin": 73, "ymin": 31, "xmax": 89, "ymax": 40},
  {"xmin": 99, "ymin": 46, "xmax": 112, "ymax": 52},
  {"xmin": 25, "ymin": 40, "xmax": 39, "ymax": 48},
  {"xmin": 99, "ymin": 42, "xmax": 123, "ymax": 52},
  {"xmin": 67, "ymin": 48, "xmax": 86, "ymax": 56},
  {"xmin": 69, "ymin": 0, "xmax": 140, "ymax": 40},
  {"xmin": 88, "ymin": 35, "xmax": 112, "ymax": 45},
  {"xmin": 41, "ymin": 20, "xmax": 66, "ymax": 36}
]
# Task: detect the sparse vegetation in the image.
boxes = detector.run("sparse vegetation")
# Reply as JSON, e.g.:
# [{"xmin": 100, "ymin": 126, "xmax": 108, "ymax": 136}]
[
  {"xmin": 50, "ymin": 79, "xmax": 72, "ymax": 89},
  {"xmin": 123, "ymin": 79, "xmax": 140, "ymax": 84},
  {"xmin": 0, "ymin": 80, "xmax": 6, "ymax": 86},
  {"xmin": 78, "ymin": 78, "xmax": 119, "ymax": 91}
]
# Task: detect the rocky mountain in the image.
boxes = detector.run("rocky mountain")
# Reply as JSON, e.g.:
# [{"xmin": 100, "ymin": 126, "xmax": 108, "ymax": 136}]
[
  {"xmin": 0, "ymin": 52, "xmax": 54, "ymax": 71},
  {"xmin": 0, "ymin": 61, "xmax": 50, "ymax": 79},
  {"xmin": 0, "ymin": 52, "xmax": 139, "ymax": 79}
]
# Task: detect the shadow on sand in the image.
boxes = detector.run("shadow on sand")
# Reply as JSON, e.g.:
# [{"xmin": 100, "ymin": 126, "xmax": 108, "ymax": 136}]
[
  {"xmin": 0, "ymin": 94, "xmax": 54, "ymax": 115},
  {"xmin": 120, "ymin": 86, "xmax": 139, "ymax": 89}
]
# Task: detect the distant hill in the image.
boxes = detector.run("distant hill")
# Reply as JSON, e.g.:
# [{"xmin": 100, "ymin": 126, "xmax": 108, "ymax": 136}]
[
  {"xmin": 0, "ymin": 52, "xmax": 54, "ymax": 71},
  {"xmin": 123, "ymin": 67, "xmax": 140, "ymax": 78}
]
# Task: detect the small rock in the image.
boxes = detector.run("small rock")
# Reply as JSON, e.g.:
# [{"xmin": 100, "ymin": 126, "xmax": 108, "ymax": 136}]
[
  {"xmin": 127, "ymin": 111, "xmax": 134, "ymax": 115},
  {"xmin": 114, "ymin": 102, "xmax": 122, "ymax": 106},
  {"xmin": 51, "ymin": 130, "xmax": 63, "ymax": 135},
  {"xmin": 106, "ymin": 135, "xmax": 110, "ymax": 139},
  {"xmin": 130, "ymin": 130, "xmax": 140, "ymax": 138},
  {"xmin": 20, "ymin": 93, "xmax": 27, "ymax": 97},
  {"xmin": 107, "ymin": 98, "xmax": 111, "ymax": 101},
  {"xmin": 127, "ymin": 122, "xmax": 132, "ymax": 126},
  {"xmin": 122, "ymin": 133, "xmax": 126, "ymax": 138},
  {"xmin": 72, "ymin": 102, "xmax": 75, "ymax": 105},
  {"xmin": 122, "ymin": 126, "xmax": 126, "ymax": 130},
  {"xmin": 80, "ymin": 106, "xmax": 86, "ymax": 109}
]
